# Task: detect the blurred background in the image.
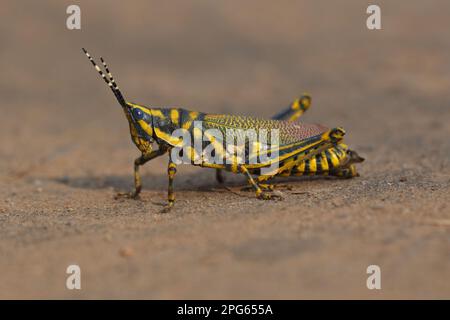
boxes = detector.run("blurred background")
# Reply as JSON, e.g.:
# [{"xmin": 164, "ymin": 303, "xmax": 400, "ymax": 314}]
[{"xmin": 0, "ymin": 0, "xmax": 449, "ymax": 299}]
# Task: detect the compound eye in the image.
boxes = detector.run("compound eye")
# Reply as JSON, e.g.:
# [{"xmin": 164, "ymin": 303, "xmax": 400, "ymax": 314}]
[{"xmin": 133, "ymin": 108, "xmax": 144, "ymax": 120}]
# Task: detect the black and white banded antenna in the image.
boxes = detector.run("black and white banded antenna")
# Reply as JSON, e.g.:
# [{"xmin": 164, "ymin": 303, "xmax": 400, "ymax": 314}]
[{"xmin": 82, "ymin": 48, "xmax": 127, "ymax": 107}]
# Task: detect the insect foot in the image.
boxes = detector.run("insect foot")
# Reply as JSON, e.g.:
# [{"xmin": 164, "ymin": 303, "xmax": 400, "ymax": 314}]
[
  {"xmin": 114, "ymin": 191, "xmax": 141, "ymax": 200},
  {"xmin": 257, "ymin": 190, "xmax": 284, "ymax": 201},
  {"xmin": 160, "ymin": 202, "xmax": 174, "ymax": 213},
  {"xmin": 240, "ymin": 184, "xmax": 274, "ymax": 192}
]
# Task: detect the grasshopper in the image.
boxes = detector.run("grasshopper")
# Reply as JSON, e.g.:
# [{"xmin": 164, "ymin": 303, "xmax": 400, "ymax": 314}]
[{"xmin": 82, "ymin": 49, "xmax": 364, "ymax": 211}]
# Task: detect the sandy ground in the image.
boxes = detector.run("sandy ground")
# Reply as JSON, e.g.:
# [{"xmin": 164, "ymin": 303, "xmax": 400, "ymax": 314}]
[{"xmin": 0, "ymin": 1, "xmax": 449, "ymax": 299}]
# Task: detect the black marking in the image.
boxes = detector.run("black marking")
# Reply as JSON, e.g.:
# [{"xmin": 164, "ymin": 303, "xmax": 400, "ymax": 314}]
[
  {"xmin": 304, "ymin": 159, "xmax": 310, "ymax": 173},
  {"xmin": 272, "ymin": 107, "xmax": 295, "ymax": 121},
  {"xmin": 316, "ymin": 155, "xmax": 323, "ymax": 173},
  {"xmin": 325, "ymin": 150, "xmax": 335, "ymax": 169},
  {"xmin": 334, "ymin": 146, "xmax": 345, "ymax": 158},
  {"xmin": 100, "ymin": 57, "xmax": 118, "ymax": 88}
]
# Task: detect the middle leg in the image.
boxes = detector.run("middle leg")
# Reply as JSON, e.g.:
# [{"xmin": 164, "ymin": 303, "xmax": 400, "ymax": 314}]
[{"xmin": 161, "ymin": 152, "xmax": 177, "ymax": 212}]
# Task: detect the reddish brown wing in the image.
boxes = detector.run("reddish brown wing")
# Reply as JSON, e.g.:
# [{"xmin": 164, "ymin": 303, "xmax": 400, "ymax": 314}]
[{"xmin": 203, "ymin": 114, "xmax": 328, "ymax": 145}]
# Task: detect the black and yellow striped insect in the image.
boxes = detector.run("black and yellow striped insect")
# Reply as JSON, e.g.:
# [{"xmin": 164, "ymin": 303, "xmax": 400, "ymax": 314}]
[{"xmin": 82, "ymin": 49, "xmax": 364, "ymax": 211}]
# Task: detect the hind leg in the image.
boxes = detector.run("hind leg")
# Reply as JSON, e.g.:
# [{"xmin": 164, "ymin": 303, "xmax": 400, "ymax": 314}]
[
  {"xmin": 272, "ymin": 94, "xmax": 312, "ymax": 121},
  {"xmin": 240, "ymin": 182, "xmax": 275, "ymax": 192},
  {"xmin": 239, "ymin": 166, "xmax": 282, "ymax": 200}
]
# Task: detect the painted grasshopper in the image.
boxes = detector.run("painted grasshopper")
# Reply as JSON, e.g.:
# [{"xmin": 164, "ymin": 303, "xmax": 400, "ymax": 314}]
[{"xmin": 82, "ymin": 49, "xmax": 364, "ymax": 211}]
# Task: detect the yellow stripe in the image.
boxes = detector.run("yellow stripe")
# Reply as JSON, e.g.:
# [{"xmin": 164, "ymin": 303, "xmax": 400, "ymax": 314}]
[
  {"xmin": 154, "ymin": 128, "xmax": 183, "ymax": 146},
  {"xmin": 297, "ymin": 161, "xmax": 306, "ymax": 173},
  {"xmin": 189, "ymin": 111, "xmax": 199, "ymax": 118},
  {"xmin": 150, "ymin": 109, "xmax": 165, "ymax": 119},
  {"xmin": 320, "ymin": 153, "xmax": 329, "ymax": 171},
  {"xmin": 279, "ymin": 159, "xmax": 295, "ymax": 175},
  {"xmin": 256, "ymin": 131, "xmax": 327, "ymax": 157},
  {"xmin": 328, "ymin": 149, "xmax": 340, "ymax": 167},
  {"xmin": 246, "ymin": 133, "xmax": 333, "ymax": 170},
  {"xmin": 168, "ymin": 162, "xmax": 177, "ymax": 169},
  {"xmin": 138, "ymin": 120, "xmax": 154, "ymax": 137},
  {"xmin": 308, "ymin": 157, "xmax": 317, "ymax": 174},
  {"xmin": 288, "ymin": 99, "xmax": 302, "ymax": 121},
  {"xmin": 182, "ymin": 111, "xmax": 199, "ymax": 130},
  {"xmin": 170, "ymin": 109, "xmax": 179, "ymax": 125},
  {"xmin": 204, "ymin": 131, "xmax": 226, "ymax": 161}
]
